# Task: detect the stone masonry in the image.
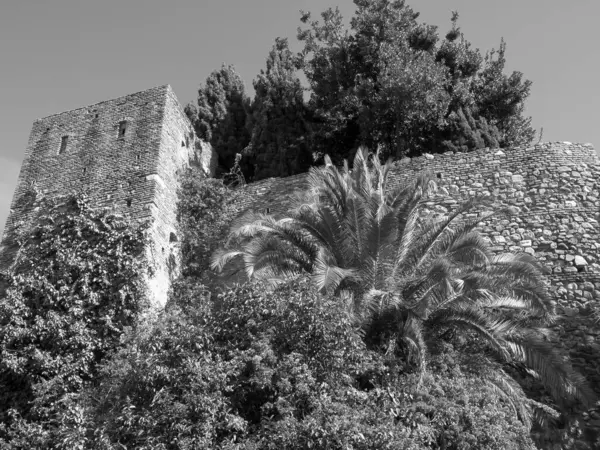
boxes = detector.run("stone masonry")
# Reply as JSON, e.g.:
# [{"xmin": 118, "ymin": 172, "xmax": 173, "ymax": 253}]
[
  {"xmin": 241, "ymin": 142, "xmax": 600, "ymax": 305},
  {"xmin": 0, "ymin": 85, "xmax": 217, "ymax": 307}
]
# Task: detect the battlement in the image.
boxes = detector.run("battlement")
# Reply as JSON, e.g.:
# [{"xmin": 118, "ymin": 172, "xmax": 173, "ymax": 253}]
[{"xmin": 0, "ymin": 85, "xmax": 217, "ymax": 306}]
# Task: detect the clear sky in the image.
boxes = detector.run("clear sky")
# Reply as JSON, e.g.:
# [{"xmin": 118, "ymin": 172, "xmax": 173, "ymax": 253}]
[{"xmin": 1, "ymin": 0, "xmax": 598, "ymax": 237}]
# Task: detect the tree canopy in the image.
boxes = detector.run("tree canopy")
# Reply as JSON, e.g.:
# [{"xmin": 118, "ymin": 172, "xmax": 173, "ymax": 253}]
[
  {"xmin": 244, "ymin": 38, "xmax": 314, "ymax": 181},
  {"xmin": 297, "ymin": 1, "xmax": 534, "ymax": 162},
  {"xmin": 189, "ymin": 1, "xmax": 535, "ymax": 178}
]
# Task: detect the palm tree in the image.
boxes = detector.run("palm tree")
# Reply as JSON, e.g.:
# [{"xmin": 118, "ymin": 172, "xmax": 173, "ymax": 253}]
[{"xmin": 212, "ymin": 147, "xmax": 593, "ymax": 427}]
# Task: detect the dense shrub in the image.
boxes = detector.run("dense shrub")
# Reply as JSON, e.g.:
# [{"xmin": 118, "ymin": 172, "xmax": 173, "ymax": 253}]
[
  {"xmin": 176, "ymin": 169, "xmax": 249, "ymax": 281},
  {"xmin": 37, "ymin": 277, "xmax": 536, "ymax": 449}
]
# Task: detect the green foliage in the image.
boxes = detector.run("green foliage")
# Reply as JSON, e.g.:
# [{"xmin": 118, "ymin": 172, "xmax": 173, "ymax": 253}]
[
  {"xmin": 361, "ymin": 41, "xmax": 451, "ymax": 159},
  {"xmin": 186, "ymin": 64, "xmax": 251, "ymax": 175},
  {"xmin": 0, "ymin": 195, "xmax": 149, "ymax": 441},
  {"xmin": 30, "ymin": 278, "xmax": 535, "ymax": 449},
  {"xmin": 297, "ymin": 1, "xmax": 534, "ymax": 161},
  {"xmin": 436, "ymin": 106, "xmax": 500, "ymax": 153},
  {"xmin": 76, "ymin": 306, "xmax": 238, "ymax": 449},
  {"xmin": 245, "ymin": 38, "xmax": 314, "ymax": 181}
]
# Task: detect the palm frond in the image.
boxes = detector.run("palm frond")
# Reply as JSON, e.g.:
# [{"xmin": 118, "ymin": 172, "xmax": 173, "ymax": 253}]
[
  {"xmin": 311, "ymin": 249, "xmax": 359, "ymax": 295},
  {"xmin": 226, "ymin": 217, "xmax": 278, "ymax": 243},
  {"xmin": 398, "ymin": 257, "xmax": 459, "ymax": 312},
  {"xmin": 491, "ymin": 252, "xmax": 550, "ymax": 278},
  {"xmin": 477, "ymin": 295, "xmax": 530, "ymax": 310},
  {"xmin": 406, "ymin": 199, "xmax": 493, "ymax": 272},
  {"xmin": 444, "ymin": 231, "xmax": 492, "ymax": 267},
  {"xmin": 390, "ymin": 201, "xmax": 426, "ymax": 278},
  {"xmin": 460, "ymin": 258, "xmax": 554, "ymax": 321},
  {"xmin": 315, "ymin": 204, "xmax": 348, "ymax": 265},
  {"xmin": 485, "ymin": 371, "xmax": 533, "ymax": 429},
  {"xmin": 530, "ymin": 400, "xmax": 561, "ymax": 430},
  {"xmin": 427, "ymin": 306, "xmax": 513, "ymax": 361},
  {"xmin": 341, "ymin": 192, "xmax": 370, "ymax": 266},
  {"xmin": 210, "ymin": 248, "xmax": 245, "ymax": 273},
  {"xmin": 362, "ymin": 206, "xmax": 399, "ymax": 290},
  {"xmin": 240, "ymin": 234, "xmax": 312, "ymax": 279},
  {"xmin": 402, "ymin": 315, "xmax": 428, "ymax": 384},
  {"xmin": 505, "ymin": 335, "xmax": 596, "ymax": 408},
  {"xmin": 224, "ymin": 210, "xmax": 280, "ymax": 243},
  {"xmin": 351, "ymin": 147, "xmax": 374, "ymax": 203},
  {"xmin": 247, "ymin": 250, "xmax": 304, "ymax": 280},
  {"xmin": 289, "ymin": 204, "xmax": 334, "ymax": 250},
  {"xmin": 252, "ymin": 260, "xmax": 304, "ymax": 287},
  {"xmin": 360, "ymin": 288, "xmax": 407, "ymax": 321}
]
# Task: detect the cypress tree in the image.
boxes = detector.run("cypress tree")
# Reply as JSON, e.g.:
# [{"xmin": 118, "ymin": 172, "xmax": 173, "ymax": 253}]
[
  {"xmin": 187, "ymin": 64, "xmax": 250, "ymax": 175},
  {"xmin": 245, "ymin": 38, "xmax": 313, "ymax": 180}
]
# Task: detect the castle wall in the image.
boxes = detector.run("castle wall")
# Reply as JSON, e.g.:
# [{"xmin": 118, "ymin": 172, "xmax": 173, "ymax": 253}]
[
  {"xmin": 241, "ymin": 142, "xmax": 600, "ymax": 293},
  {"xmin": 240, "ymin": 142, "xmax": 600, "ymax": 395},
  {"xmin": 389, "ymin": 142, "xmax": 600, "ymax": 280},
  {"xmin": 0, "ymin": 85, "xmax": 216, "ymax": 307}
]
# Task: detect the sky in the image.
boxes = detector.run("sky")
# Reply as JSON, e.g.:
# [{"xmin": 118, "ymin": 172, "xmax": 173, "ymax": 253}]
[{"xmin": 1, "ymin": 0, "xmax": 598, "ymax": 237}]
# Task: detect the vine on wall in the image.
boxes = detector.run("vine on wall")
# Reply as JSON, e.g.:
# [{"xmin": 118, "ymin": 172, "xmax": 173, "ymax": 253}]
[{"xmin": 0, "ymin": 194, "xmax": 150, "ymax": 438}]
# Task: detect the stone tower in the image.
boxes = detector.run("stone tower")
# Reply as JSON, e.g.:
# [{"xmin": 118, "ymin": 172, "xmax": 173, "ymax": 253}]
[{"xmin": 0, "ymin": 85, "xmax": 216, "ymax": 306}]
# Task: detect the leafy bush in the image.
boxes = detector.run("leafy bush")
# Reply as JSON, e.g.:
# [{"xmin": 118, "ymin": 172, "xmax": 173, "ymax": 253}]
[{"xmin": 0, "ymin": 195, "xmax": 149, "ymax": 441}]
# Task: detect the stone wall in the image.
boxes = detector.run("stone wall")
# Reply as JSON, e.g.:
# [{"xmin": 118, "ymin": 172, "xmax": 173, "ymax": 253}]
[
  {"xmin": 243, "ymin": 141, "xmax": 600, "ymax": 302},
  {"xmin": 239, "ymin": 142, "xmax": 600, "ymax": 425},
  {"xmin": 0, "ymin": 85, "xmax": 216, "ymax": 307},
  {"xmin": 241, "ymin": 142, "xmax": 599, "ymax": 297}
]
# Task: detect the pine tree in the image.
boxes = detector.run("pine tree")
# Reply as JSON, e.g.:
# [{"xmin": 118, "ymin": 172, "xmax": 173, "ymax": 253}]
[
  {"xmin": 438, "ymin": 106, "xmax": 500, "ymax": 153},
  {"xmin": 432, "ymin": 12, "xmax": 533, "ymax": 151},
  {"xmin": 245, "ymin": 38, "xmax": 313, "ymax": 181},
  {"xmin": 473, "ymin": 39, "xmax": 535, "ymax": 147}
]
